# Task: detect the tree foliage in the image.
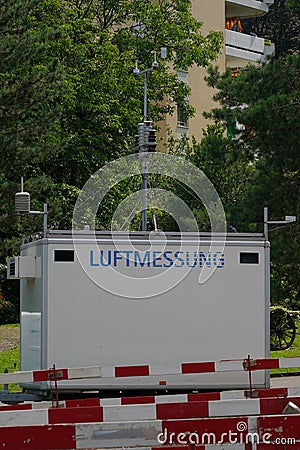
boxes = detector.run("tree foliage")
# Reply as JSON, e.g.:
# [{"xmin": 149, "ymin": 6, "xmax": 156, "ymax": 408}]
[
  {"xmin": 201, "ymin": 53, "xmax": 300, "ymax": 306},
  {"xmin": 242, "ymin": 0, "xmax": 300, "ymax": 58},
  {"xmin": 287, "ymin": 0, "xmax": 300, "ymax": 16},
  {"xmin": 0, "ymin": 0, "xmax": 223, "ymax": 267}
]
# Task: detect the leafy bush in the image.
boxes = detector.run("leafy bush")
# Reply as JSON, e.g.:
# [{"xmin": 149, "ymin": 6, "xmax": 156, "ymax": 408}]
[
  {"xmin": 0, "ymin": 299, "xmax": 19, "ymax": 325},
  {"xmin": 0, "ymin": 264, "xmax": 19, "ymax": 325}
]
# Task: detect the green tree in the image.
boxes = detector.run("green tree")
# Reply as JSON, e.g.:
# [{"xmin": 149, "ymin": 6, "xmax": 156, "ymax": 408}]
[
  {"xmin": 287, "ymin": 0, "xmax": 300, "ymax": 16},
  {"xmin": 0, "ymin": 0, "xmax": 223, "ymax": 263},
  {"xmin": 0, "ymin": 0, "xmax": 72, "ymax": 261},
  {"xmin": 242, "ymin": 0, "xmax": 300, "ymax": 58},
  {"xmin": 203, "ymin": 55, "xmax": 300, "ymax": 306}
]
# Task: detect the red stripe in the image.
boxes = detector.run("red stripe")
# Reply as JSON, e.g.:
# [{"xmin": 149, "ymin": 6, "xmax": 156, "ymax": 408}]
[
  {"xmin": 245, "ymin": 358, "xmax": 280, "ymax": 371},
  {"xmin": 0, "ymin": 424, "xmax": 75, "ymax": 449},
  {"xmin": 65, "ymin": 397, "xmax": 100, "ymax": 408},
  {"xmin": 0, "ymin": 404, "xmax": 32, "ymax": 411},
  {"xmin": 259, "ymin": 415, "xmax": 300, "ymax": 440},
  {"xmin": 260, "ymin": 396, "xmax": 300, "ymax": 415},
  {"xmin": 157, "ymin": 447, "xmax": 206, "ymax": 450},
  {"xmin": 157, "ymin": 401, "xmax": 209, "ymax": 420},
  {"xmin": 121, "ymin": 396, "xmax": 155, "ymax": 405},
  {"xmin": 260, "ymin": 397, "xmax": 288, "ymax": 415},
  {"xmin": 33, "ymin": 368, "xmax": 69, "ymax": 382},
  {"xmin": 181, "ymin": 362, "xmax": 215, "ymax": 374},
  {"xmin": 162, "ymin": 417, "xmax": 248, "ymax": 444},
  {"xmin": 256, "ymin": 444, "xmax": 284, "ymax": 450},
  {"xmin": 49, "ymin": 406, "xmax": 103, "ymax": 424},
  {"xmin": 254, "ymin": 387, "xmax": 288, "ymax": 398},
  {"xmin": 188, "ymin": 392, "xmax": 221, "ymax": 401},
  {"xmin": 114, "ymin": 365, "xmax": 150, "ymax": 377}
]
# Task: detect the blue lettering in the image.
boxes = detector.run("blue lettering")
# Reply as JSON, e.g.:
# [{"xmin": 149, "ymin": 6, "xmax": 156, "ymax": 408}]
[
  {"xmin": 213, "ymin": 252, "xmax": 225, "ymax": 268},
  {"xmin": 174, "ymin": 251, "xmax": 184, "ymax": 267},
  {"xmin": 89, "ymin": 249, "xmax": 225, "ymax": 269},
  {"xmin": 90, "ymin": 250, "xmax": 99, "ymax": 266},
  {"xmin": 122, "ymin": 250, "xmax": 133, "ymax": 267},
  {"xmin": 113, "ymin": 250, "xmax": 123, "ymax": 266},
  {"xmin": 163, "ymin": 251, "xmax": 174, "ymax": 267},
  {"xmin": 153, "ymin": 251, "xmax": 162, "ymax": 268},
  {"xmin": 199, "ymin": 252, "xmax": 211, "ymax": 268},
  {"xmin": 100, "ymin": 250, "xmax": 111, "ymax": 266},
  {"xmin": 134, "ymin": 251, "xmax": 150, "ymax": 267},
  {"xmin": 186, "ymin": 251, "xmax": 197, "ymax": 268}
]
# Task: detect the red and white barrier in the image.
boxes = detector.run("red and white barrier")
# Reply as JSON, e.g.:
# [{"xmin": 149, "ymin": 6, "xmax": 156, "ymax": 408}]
[
  {"xmin": 1, "ymin": 394, "xmax": 300, "ymax": 427},
  {"xmin": 0, "ymin": 414, "xmax": 299, "ymax": 449},
  {"xmin": 1, "ymin": 358, "xmax": 299, "ymax": 449},
  {"xmin": 0, "ymin": 356, "xmax": 300, "ymax": 386},
  {"xmin": 1, "ymin": 386, "xmax": 300, "ymax": 412}
]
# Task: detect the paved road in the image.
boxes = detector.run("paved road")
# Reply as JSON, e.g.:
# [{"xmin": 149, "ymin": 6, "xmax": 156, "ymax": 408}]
[{"xmin": 271, "ymin": 375, "xmax": 300, "ymax": 388}]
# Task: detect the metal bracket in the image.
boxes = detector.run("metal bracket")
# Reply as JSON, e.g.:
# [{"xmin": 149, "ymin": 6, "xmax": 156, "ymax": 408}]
[
  {"xmin": 244, "ymin": 389, "xmax": 259, "ymax": 398},
  {"xmin": 48, "ymin": 370, "xmax": 64, "ymax": 380},
  {"xmin": 243, "ymin": 358, "xmax": 257, "ymax": 370}
]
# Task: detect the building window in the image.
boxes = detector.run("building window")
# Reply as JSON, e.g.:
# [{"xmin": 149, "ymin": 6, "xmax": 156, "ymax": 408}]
[
  {"xmin": 176, "ymin": 70, "xmax": 189, "ymax": 129},
  {"xmin": 177, "ymin": 105, "xmax": 188, "ymax": 128},
  {"xmin": 230, "ymin": 67, "xmax": 240, "ymax": 78}
]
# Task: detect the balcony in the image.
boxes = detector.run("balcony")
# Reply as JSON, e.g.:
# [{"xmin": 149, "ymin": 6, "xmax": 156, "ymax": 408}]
[
  {"xmin": 225, "ymin": 29, "xmax": 274, "ymax": 67},
  {"xmin": 226, "ymin": 0, "xmax": 274, "ymax": 19}
]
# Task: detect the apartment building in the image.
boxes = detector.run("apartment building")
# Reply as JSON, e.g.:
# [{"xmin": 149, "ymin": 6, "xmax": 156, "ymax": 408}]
[{"xmin": 163, "ymin": 0, "xmax": 274, "ymax": 144}]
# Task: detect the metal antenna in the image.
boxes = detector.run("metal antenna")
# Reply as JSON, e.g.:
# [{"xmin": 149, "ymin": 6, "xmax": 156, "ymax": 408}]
[
  {"xmin": 264, "ymin": 206, "xmax": 296, "ymax": 241},
  {"xmin": 133, "ymin": 52, "xmax": 160, "ymax": 231}
]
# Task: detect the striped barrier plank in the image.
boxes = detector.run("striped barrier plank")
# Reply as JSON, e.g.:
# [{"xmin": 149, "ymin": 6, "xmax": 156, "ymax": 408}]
[
  {"xmin": 0, "ymin": 415, "xmax": 299, "ymax": 449},
  {"xmin": 1, "ymin": 395, "xmax": 300, "ymax": 426},
  {"xmin": 1, "ymin": 386, "xmax": 300, "ymax": 411},
  {"xmin": 0, "ymin": 357, "xmax": 300, "ymax": 386}
]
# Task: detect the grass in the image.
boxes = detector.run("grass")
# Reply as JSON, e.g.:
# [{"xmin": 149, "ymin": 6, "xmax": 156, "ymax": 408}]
[
  {"xmin": 0, "ymin": 324, "xmax": 19, "ymax": 329},
  {"xmin": 0, "ymin": 324, "xmax": 20, "ymax": 392},
  {"xmin": 0, "ymin": 348, "xmax": 20, "ymax": 392}
]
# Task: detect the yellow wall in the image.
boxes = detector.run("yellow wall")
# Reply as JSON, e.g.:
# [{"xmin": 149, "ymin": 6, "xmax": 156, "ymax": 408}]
[
  {"xmin": 161, "ymin": 0, "xmax": 226, "ymax": 148},
  {"xmin": 189, "ymin": 0, "xmax": 226, "ymax": 141}
]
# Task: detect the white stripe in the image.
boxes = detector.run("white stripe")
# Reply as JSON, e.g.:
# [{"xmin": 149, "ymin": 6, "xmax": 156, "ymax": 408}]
[
  {"xmin": 155, "ymin": 394, "xmax": 188, "ymax": 403},
  {"xmin": 248, "ymin": 415, "xmax": 258, "ymax": 433},
  {"xmin": 220, "ymin": 390, "xmax": 244, "ymax": 400},
  {"xmin": 75, "ymin": 420, "xmax": 163, "ymax": 449},
  {"xmin": 208, "ymin": 399, "xmax": 260, "ymax": 417},
  {"xmin": 101, "ymin": 366, "xmax": 115, "ymax": 378},
  {"xmin": 101, "ymin": 398, "xmax": 122, "ymax": 406},
  {"xmin": 279, "ymin": 357, "xmax": 300, "ymax": 369},
  {"xmin": 149, "ymin": 364, "xmax": 181, "ymax": 375},
  {"xmin": 0, "ymin": 371, "xmax": 34, "ymax": 384},
  {"xmin": 216, "ymin": 360, "xmax": 244, "ymax": 372},
  {"xmin": 68, "ymin": 366, "xmax": 103, "ymax": 379},
  {"xmin": 31, "ymin": 401, "xmax": 58, "ymax": 409},
  {"xmin": 288, "ymin": 387, "xmax": 300, "ymax": 396},
  {"xmin": 0, "ymin": 408, "xmax": 48, "ymax": 426},
  {"xmin": 103, "ymin": 404, "xmax": 156, "ymax": 422}
]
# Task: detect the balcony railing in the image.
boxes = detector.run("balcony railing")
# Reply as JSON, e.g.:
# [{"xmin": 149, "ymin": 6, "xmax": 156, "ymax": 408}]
[
  {"xmin": 225, "ymin": 29, "xmax": 274, "ymax": 66},
  {"xmin": 226, "ymin": 0, "xmax": 274, "ymax": 19}
]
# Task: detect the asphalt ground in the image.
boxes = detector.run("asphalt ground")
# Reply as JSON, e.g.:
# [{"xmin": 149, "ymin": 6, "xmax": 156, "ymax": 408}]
[{"xmin": 271, "ymin": 374, "xmax": 300, "ymax": 388}]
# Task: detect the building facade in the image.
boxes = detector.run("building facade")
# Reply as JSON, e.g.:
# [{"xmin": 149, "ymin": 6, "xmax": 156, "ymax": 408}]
[{"xmin": 163, "ymin": 0, "xmax": 274, "ymax": 145}]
